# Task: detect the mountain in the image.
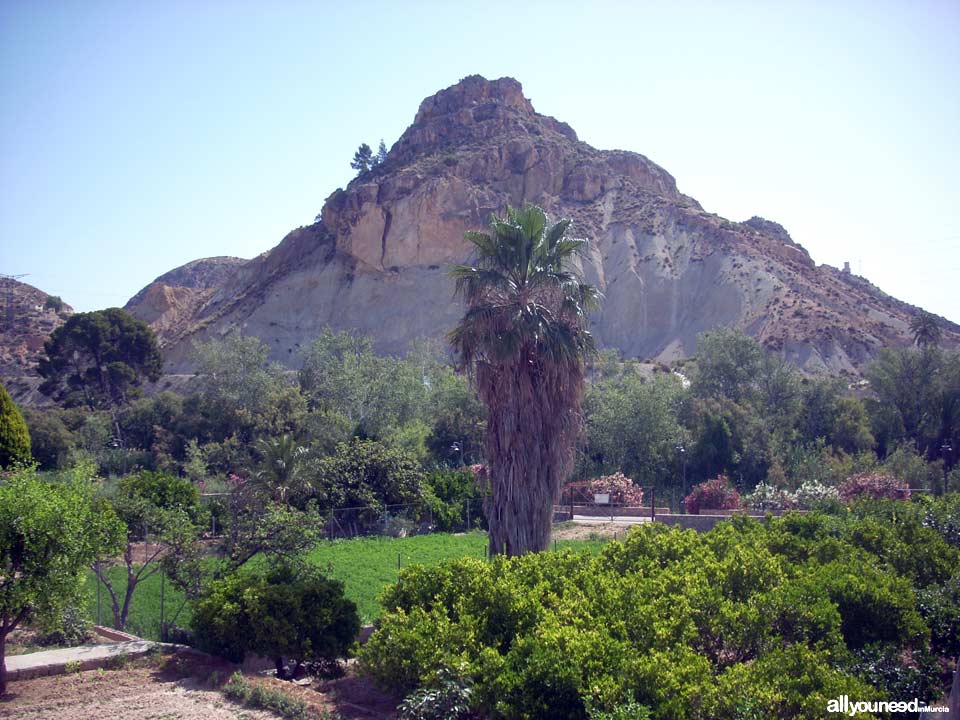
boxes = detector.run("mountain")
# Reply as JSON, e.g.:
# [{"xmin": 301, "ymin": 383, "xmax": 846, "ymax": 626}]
[
  {"xmin": 0, "ymin": 277, "xmax": 73, "ymax": 405},
  {"xmin": 128, "ymin": 75, "xmax": 958, "ymax": 375},
  {"xmin": 124, "ymin": 256, "xmax": 247, "ymax": 338}
]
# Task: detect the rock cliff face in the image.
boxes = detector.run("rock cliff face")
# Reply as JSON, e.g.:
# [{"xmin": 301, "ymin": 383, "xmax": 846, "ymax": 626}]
[
  {"xmin": 0, "ymin": 278, "xmax": 73, "ymax": 405},
  {"xmin": 134, "ymin": 75, "xmax": 959, "ymax": 375},
  {"xmin": 125, "ymin": 256, "xmax": 246, "ymax": 340}
]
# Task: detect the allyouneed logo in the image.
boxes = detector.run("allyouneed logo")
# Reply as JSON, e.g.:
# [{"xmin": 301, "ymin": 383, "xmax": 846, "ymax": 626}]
[{"xmin": 827, "ymin": 696, "xmax": 949, "ymax": 716}]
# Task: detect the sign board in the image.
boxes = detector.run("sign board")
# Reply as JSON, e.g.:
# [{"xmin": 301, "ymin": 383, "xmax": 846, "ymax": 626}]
[{"xmin": 594, "ymin": 493, "xmax": 610, "ymax": 505}]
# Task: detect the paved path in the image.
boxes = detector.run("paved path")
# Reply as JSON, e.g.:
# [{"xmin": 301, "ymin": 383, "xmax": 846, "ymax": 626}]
[{"xmin": 6, "ymin": 640, "xmax": 158, "ymax": 681}]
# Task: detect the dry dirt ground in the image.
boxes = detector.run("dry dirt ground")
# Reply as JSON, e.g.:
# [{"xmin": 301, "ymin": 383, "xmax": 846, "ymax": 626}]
[
  {"xmin": 551, "ymin": 521, "xmax": 626, "ymax": 541},
  {"xmin": 1, "ymin": 650, "xmax": 399, "ymax": 720}
]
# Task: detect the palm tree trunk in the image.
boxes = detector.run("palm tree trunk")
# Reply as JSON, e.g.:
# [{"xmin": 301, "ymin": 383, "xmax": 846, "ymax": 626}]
[{"xmin": 482, "ymin": 357, "xmax": 580, "ymax": 556}]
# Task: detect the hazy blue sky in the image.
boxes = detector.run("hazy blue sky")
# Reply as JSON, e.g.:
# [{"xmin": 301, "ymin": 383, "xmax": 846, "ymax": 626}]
[{"xmin": 2, "ymin": 0, "xmax": 957, "ymax": 322}]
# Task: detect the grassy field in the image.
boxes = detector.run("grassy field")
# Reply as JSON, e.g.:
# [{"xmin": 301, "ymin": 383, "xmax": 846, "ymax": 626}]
[{"xmin": 85, "ymin": 531, "xmax": 608, "ymax": 639}]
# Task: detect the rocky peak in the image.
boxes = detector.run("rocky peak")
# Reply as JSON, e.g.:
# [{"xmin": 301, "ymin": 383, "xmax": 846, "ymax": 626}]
[
  {"xmin": 389, "ymin": 75, "xmax": 578, "ymax": 166},
  {"xmin": 413, "ymin": 75, "xmax": 534, "ymax": 124},
  {"xmin": 744, "ymin": 216, "xmax": 794, "ymax": 245}
]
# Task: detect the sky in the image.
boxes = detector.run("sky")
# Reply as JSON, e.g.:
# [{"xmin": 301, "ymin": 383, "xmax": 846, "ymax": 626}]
[{"xmin": 2, "ymin": 0, "xmax": 958, "ymax": 322}]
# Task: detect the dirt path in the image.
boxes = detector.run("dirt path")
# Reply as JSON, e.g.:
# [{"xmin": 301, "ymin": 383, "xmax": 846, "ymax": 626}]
[
  {"xmin": 552, "ymin": 521, "xmax": 630, "ymax": 541},
  {"xmin": 1, "ymin": 650, "xmax": 398, "ymax": 719}
]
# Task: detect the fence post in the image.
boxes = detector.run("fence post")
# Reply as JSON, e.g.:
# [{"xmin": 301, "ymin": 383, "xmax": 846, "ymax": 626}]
[
  {"xmin": 466, "ymin": 499, "xmax": 471, "ymax": 531},
  {"xmin": 398, "ymin": 553, "xmax": 401, "ymax": 571},
  {"xmin": 160, "ymin": 570, "xmax": 165, "ymax": 641},
  {"xmin": 651, "ymin": 487, "xmax": 656, "ymax": 522},
  {"xmin": 96, "ymin": 560, "xmax": 102, "ymax": 626}
]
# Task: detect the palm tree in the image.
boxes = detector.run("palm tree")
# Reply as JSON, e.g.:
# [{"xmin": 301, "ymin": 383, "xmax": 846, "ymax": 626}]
[
  {"xmin": 910, "ymin": 311, "xmax": 942, "ymax": 348},
  {"xmin": 252, "ymin": 435, "xmax": 311, "ymax": 504},
  {"xmin": 449, "ymin": 204, "xmax": 600, "ymax": 556}
]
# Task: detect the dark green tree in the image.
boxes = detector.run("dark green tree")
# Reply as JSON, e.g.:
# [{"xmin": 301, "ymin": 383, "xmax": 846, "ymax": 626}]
[
  {"xmin": 193, "ymin": 562, "xmax": 359, "ymax": 678},
  {"xmin": 0, "ymin": 384, "xmax": 31, "ymax": 469},
  {"xmin": 43, "ymin": 295, "xmax": 64, "ymax": 313},
  {"xmin": 449, "ymin": 204, "xmax": 600, "ymax": 556},
  {"xmin": 376, "ymin": 139, "xmax": 388, "ymax": 165},
  {"xmin": 350, "ymin": 143, "xmax": 374, "ymax": 174},
  {"xmin": 37, "ymin": 308, "xmax": 163, "ymax": 410},
  {"xmin": 21, "ymin": 408, "xmax": 74, "ymax": 470}
]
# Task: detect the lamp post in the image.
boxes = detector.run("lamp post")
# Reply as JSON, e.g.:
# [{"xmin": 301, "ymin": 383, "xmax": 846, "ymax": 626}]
[
  {"xmin": 451, "ymin": 441, "xmax": 465, "ymax": 467},
  {"xmin": 676, "ymin": 443, "xmax": 686, "ymax": 499},
  {"xmin": 942, "ymin": 442, "xmax": 953, "ymax": 495}
]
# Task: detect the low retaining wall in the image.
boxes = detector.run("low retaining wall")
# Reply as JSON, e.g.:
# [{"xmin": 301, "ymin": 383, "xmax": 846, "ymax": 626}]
[
  {"xmin": 564, "ymin": 505, "xmax": 672, "ymax": 518},
  {"xmin": 657, "ymin": 513, "xmax": 771, "ymax": 532}
]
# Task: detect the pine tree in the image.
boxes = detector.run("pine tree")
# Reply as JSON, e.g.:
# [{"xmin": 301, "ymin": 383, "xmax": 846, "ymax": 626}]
[
  {"xmin": 376, "ymin": 139, "xmax": 388, "ymax": 165},
  {"xmin": 350, "ymin": 143, "xmax": 374, "ymax": 174}
]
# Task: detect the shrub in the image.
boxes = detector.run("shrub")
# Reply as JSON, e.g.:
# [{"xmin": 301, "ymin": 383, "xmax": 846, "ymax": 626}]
[
  {"xmin": 398, "ymin": 665, "xmax": 475, "ymax": 720},
  {"xmin": 743, "ymin": 482, "xmax": 795, "ymax": 512},
  {"xmin": 793, "ymin": 480, "xmax": 841, "ymax": 510},
  {"xmin": 193, "ymin": 562, "xmax": 359, "ymax": 678},
  {"xmin": 839, "ymin": 472, "xmax": 910, "ymax": 503},
  {"xmin": 683, "ymin": 475, "xmax": 742, "ymax": 514},
  {"xmin": 36, "ymin": 602, "xmax": 91, "ymax": 646},
  {"xmin": 222, "ymin": 672, "xmax": 312, "ymax": 720},
  {"xmin": 588, "ymin": 473, "xmax": 644, "ymax": 506}
]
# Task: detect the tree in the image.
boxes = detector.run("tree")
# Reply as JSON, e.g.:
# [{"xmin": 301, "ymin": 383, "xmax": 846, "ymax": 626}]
[
  {"xmin": 94, "ymin": 470, "xmax": 203, "ymax": 631},
  {"xmin": 350, "ymin": 143, "xmax": 374, "ymax": 174},
  {"xmin": 251, "ymin": 434, "xmax": 311, "ymax": 504},
  {"xmin": 580, "ymin": 372, "xmax": 684, "ymax": 490},
  {"xmin": 192, "ymin": 333, "xmax": 306, "ymax": 443},
  {"xmin": 193, "ymin": 562, "xmax": 359, "ymax": 678},
  {"xmin": 37, "ymin": 308, "xmax": 163, "ymax": 410},
  {"xmin": 43, "ymin": 295, "xmax": 64, "ymax": 314},
  {"xmin": 910, "ymin": 311, "xmax": 942, "ymax": 348},
  {"xmin": 0, "ymin": 465, "xmax": 124, "ymax": 695},
  {"xmin": 21, "ymin": 408, "xmax": 74, "ymax": 470},
  {"xmin": 299, "ymin": 327, "xmax": 429, "ymax": 441},
  {"xmin": 306, "ymin": 438, "xmax": 424, "ymax": 513},
  {"xmin": 0, "ymin": 384, "xmax": 31, "ymax": 469},
  {"xmin": 449, "ymin": 204, "xmax": 599, "ymax": 556},
  {"xmin": 692, "ymin": 328, "xmax": 763, "ymax": 405},
  {"xmin": 376, "ymin": 139, "xmax": 388, "ymax": 165}
]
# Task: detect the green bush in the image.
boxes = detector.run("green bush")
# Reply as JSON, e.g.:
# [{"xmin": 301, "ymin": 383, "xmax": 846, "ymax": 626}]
[
  {"xmin": 222, "ymin": 671, "xmax": 312, "ymax": 720},
  {"xmin": 193, "ymin": 561, "xmax": 359, "ymax": 677},
  {"xmin": 361, "ymin": 500, "xmax": 959, "ymax": 720},
  {"xmin": 398, "ymin": 665, "xmax": 475, "ymax": 720}
]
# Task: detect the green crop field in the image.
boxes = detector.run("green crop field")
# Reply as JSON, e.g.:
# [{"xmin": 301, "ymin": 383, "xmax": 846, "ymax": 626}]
[{"xmin": 85, "ymin": 531, "xmax": 609, "ymax": 639}]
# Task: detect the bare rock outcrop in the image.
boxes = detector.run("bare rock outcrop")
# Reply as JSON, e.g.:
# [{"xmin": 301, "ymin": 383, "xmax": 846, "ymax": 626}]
[{"xmin": 0, "ymin": 278, "xmax": 73, "ymax": 405}]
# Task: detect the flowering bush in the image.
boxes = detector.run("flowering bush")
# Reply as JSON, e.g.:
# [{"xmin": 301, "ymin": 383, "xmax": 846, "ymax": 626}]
[
  {"xmin": 794, "ymin": 480, "xmax": 841, "ymax": 510},
  {"xmin": 589, "ymin": 472, "xmax": 644, "ymax": 506},
  {"xmin": 839, "ymin": 472, "xmax": 910, "ymax": 503},
  {"xmin": 683, "ymin": 475, "xmax": 742, "ymax": 515},
  {"xmin": 744, "ymin": 482, "xmax": 796, "ymax": 512}
]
